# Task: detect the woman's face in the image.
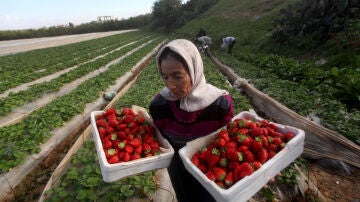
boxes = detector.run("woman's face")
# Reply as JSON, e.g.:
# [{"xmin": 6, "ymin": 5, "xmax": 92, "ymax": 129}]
[{"xmin": 160, "ymin": 55, "xmax": 192, "ymax": 99}]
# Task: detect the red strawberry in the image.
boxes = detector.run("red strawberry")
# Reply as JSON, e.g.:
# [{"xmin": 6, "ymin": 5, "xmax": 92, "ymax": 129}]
[
  {"xmin": 117, "ymin": 123, "xmax": 128, "ymax": 131},
  {"xmin": 134, "ymin": 145, "xmax": 142, "ymax": 154},
  {"xmin": 251, "ymin": 127, "xmax": 263, "ymax": 137},
  {"xmin": 108, "ymin": 155, "xmax": 120, "ymax": 164},
  {"xmin": 191, "ymin": 153, "xmax": 200, "ymax": 166},
  {"xmin": 205, "ymin": 170, "xmax": 216, "ymax": 181},
  {"xmin": 219, "ymin": 157, "xmax": 228, "ymax": 168},
  {"xmin": 135, "ymin": 116, "xmax": 145, "ymax": 125},
  {"xmin": 242, "ymin": 150, "xmax": 255, "ymax": 162},
  {"xmin": 124, "ymin": 115, "xmax": 135, "ymax": 124},
  {"xmin": 143, "ymin": 143, "xmax": 151, "ymax": 155},
  {"xmin": 98, "ymin": 127, "xmax": 106, "ymax": 138},
  {"xmin": 103, "ymin": 138, "xmax": 113, "ymax": 149},
  {"xmin": 213, "ymin": 167, "xmax": 227, "ymax": 181},
  {"xmin": 224, "ymin": 172, "xmax": 234, "ymax": 187},
  {"xmin": 285, "ymin": 131, "xmax": 295, "ymax": 142},
  {"xmin": 108, "ymin": 119, "xmax": 118, "ymax": 127},
  {"xmin": 198, "ymin": 163, "xmax": 208, "ymax": 173},
  {"xmin": 272, "ymin": 137, "xmax": 283, "ymax": 146},
  {"xmin": 96, "ymin": 119, "xmax": 107, "ymax": 127},
  {"xmin": 251, "ymin": 137, "xmax": 263, "ymax": 152},
  {"xmin": 122, "ymin": 152, "xmax": 131, "ymax": 162},
  {"xmin": 234, "ymin": 162, "xmax": 254, "ymax": 181},
  {"xmin": 105, "ymin": 148, "xmax": 117, "ymax": 159},
  {"xmin": 150, "ymin": 141, "xmax": 159, "ymax": 150},
  {"xmin": 257, "ymin": 148, "xmax": 268, "ymax": 163},
  {"xmin": 207, "ymin": 148, "xmax": 220, "ymax": 167},
  {"xmin": 125, "ymin": 145, "xmax": 134, "ymax": 154},
  {"xmin": 218, "ymin": 129, "xmax": 230, "ymax": 142},
  {"xmin": 252, "ymin": 161, "xmax": 262, "ymax": 170},
  {"xmin": 238, "ymin": 128, "xmax": 249, "ymax": 136},
  {"xmin": 228, "ymin": 161, "xmax": 240, "ymax": 171},
  {"xmin": 217, "ymin": 138, "xmax": 226, "ymax": 147},
  {"xmin": 236, "ymin": 134, "xmax": 252, "ymax": 147},
  {"xmin": 130, "ymin": 138, "xmax": 141, "ymax": 147},
  {"xmin": 131, "ymin": 153, "xmax": 141, "ymax": 160},
  {"xmin": 268, "ymin": 150, "xmax": 277, "ymax": 159},
  {"xmin": 237, "ymin": 145, "xmax": 249, "ymax": 152}
]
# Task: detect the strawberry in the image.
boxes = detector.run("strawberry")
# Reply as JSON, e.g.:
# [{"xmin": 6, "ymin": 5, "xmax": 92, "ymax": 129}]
[
  {"xmin": 122, "ymin": 152, "xmax": 131, "ymax": 162},
  {"xmin": 238, "ymin": 128, "xmax": 249, "ymax": 136},
  {"xmin": 198, "ymin": 163, "xmax": 208, "ymax": 173},
  {"xmin": 252, "ymin": 161, "xmax": 262, "ymax": 170},
  {"xmin": 218, "ymin": 129, "xmax": 230, "ymax": 142},
  {"xmin": 131, "ymin": 153, "xmax": 141, "ymax": 160},
  {"xmin": 242, "ymin": 150, "xmax": 255, "ymax": 162},
  {"xmin": 105, "ymin": 148, "xmax": 117, "ymax": 159},
  {"xmin": 213, "ymin": 167, "xmax": 227, "ymax": 181},
  {"xmin": 205, "ymin": 170, "xmax": 216, "ymax": 181},
  {"xmin": 134, "ymin": 145, "xmax": 142, "ymax": 154},
  {"xmin": 251, "ymin": 127, "xmax": 263, "ymax": 137},
  {"xmin": 268, "ymin": 150, "xmax": 277, "ymax": 159},
  {"xmin": 96, "ymin": 119, "xmax": 107, "ymax": 127},
  {"xmin": 105, "ymin": 108, "xmax": 117, "ymax": 116},
  {"xmin": 236, "ymin": 134, "xmax": 252, "ymax": 147},
  {"xmin": 207, "ymin": 148, "xmax": 220, "ymax": 167},
  {"xmin": 216, "ymin": 138, "xmax": 226, "ymax": 147},
  {"xmin": 98, "ymin": 127, "xmax": 106, "ymax": 138},
  {"xmin": 219, "ymin": 157, "xmax": 228, "ymax": 168},
  {"xmin": 110, "ymin": 133, "xmax": 117, "ymax": 141},
  {"xmin": 130, "ymin": 138, "xmax": 141, "ymax": 147},
  {"xmin": 117, "ymin": 131, "xmax": 127, "ymax": 139},
  {"xmin": 251, "ymin": 137, "xmax": 263, "ymax": 152},
  {"xmin": 228, "ymin": 161, "xmax": 240, "ymax": 171},
  {"xmin": 237, "ymin": 145, "xmax": 249, "ymax": 152},
  {"xmin": 285, "ymin": 131, "xmax": 295, "ymax": 142},
  {"xmin": 272, "ymin": 137, "xmax": 283, "ymax": 146},
  {"xmin": 224, "ymin": 172, "xmax": 234, "ymax": 187},
  {"xmin": 117, "ymin": 123, "xmax": 128, "ymax": 131},
  {"xmin": 135, "ymin": 116, "xmax": 145, "ymax": 125},
  {"xmin": 191, "ymin": 153, "xmax": 200, "ymax": 166},
  {"xmin": 124, "ymin": 115, "xmax": 135, "ymax": 124},
  {"xmin": 257, "ymin": 148, "xmax": 268, "ymax": 164},
  {"xmin": 143, "ymin": 143, "xmax": 151, "ymax": 155},
  {"xmin": 125, "ymin": 145, "xmax": 134, "ymax": 154},
  {"xmin": 102, "ymin": 138, "xmax": 113, "ymax": 149},
  {"xmin": 108, "ymin": 119, "xmax": 118, "ymax": 127},
  {"xmin": 108, "ymin": 155, "xmax": 120, "ymax": 164},
  {"xmin": 234, "ymin": 162, "xmax": 254, "ymax": 181},
  {"xmin": 150, "ymin": 141, "xmax": 159, "ymax": 150}
]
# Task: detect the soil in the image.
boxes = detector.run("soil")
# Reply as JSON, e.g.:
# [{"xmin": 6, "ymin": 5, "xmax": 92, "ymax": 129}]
[{"xmin": 307, "ymin": 163, "xmax": 360, "ymax": 202}]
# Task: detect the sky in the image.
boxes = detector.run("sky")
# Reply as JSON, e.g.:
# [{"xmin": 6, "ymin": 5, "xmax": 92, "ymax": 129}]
[{"xmin": 0, "ymin": 0, "xmax": 188, "ymax": 31}]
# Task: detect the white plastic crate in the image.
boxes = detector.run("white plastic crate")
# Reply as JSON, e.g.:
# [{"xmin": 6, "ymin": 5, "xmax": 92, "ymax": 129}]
[
  {"xmin": 90, "ymin": 108, "xmax": 174, "ymax": 183},
  {"xmin": 179, "ymin": 111, "xmax": 305, "ymax": 202}
]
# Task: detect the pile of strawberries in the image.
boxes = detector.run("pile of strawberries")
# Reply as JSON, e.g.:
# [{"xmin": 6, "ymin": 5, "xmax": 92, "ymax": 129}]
[
  {"xmin": 190, "ymin": 117, "xmax": 295, "ymax": 189},
  {"xmin": 95, "ymin": 108, "xmax": 161, "ymax": 164}
]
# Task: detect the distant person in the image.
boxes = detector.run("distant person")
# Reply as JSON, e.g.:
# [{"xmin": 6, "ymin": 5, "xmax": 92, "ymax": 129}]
[
  {"xmin": 196, "ymin": 28, "xmax": 206, "ymax": 38},
  {"xmin": 195, "ymin": 36, "xmax": 212, "ymax": 51},
  {"xmin": 221, "ymin": 36, "xmax": 236, "ymax": 54}
]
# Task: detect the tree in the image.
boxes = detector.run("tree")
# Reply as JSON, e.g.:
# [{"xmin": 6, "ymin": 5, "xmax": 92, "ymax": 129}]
[{"xmin": 151, "ymin": 0, "xmax": 183, "ymax": 33}]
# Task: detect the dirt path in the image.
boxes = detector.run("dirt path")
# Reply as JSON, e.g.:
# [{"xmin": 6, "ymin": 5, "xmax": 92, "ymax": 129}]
[{"xmin": 0, "ymin": 30, "xmax": 136, "ymax": 56}]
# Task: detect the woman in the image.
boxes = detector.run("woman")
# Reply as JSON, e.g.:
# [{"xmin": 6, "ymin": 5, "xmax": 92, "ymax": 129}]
[{"xmin": 149, "ymin": 39, "xmax": 234, "ymax": 202}]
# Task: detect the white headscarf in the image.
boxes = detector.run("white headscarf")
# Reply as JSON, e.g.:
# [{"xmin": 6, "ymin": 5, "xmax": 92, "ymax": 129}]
[{"xmin": 156, "ymin": 39, "xmax": 228, "ymax": 112}]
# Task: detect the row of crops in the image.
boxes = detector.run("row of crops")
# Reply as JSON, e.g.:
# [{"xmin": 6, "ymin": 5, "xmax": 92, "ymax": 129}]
[
  {"xmin": 0, "ymin": 31, "xmax": 164, "ymax": 175},
  {"xmin": 213, "ymin": 50, "xmax": 360, "ymax": 145}
]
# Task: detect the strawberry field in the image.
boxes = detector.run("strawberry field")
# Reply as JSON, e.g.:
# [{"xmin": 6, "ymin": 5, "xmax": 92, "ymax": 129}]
[{"xmin": 1, "ymin": 30, "xmax": 359, "ymax": 202}]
